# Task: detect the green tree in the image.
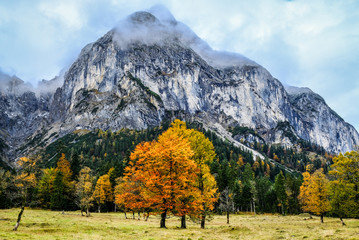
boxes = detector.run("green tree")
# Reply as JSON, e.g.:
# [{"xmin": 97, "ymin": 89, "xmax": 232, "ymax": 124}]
[
  {"xmin": 50, "ymin": 171, "xmax": 66, "ymax": 210},
  {"xmin": 37, "ymin": 168, "xmax": 56, "ymax": 208},
  {"xmin": 242, "ymin": 163, "xmax": 256, "ymax": 213},
  {"xmin": 255, "ymin": 176, "xmax": 273, "ymax": 213},
  {"xmin": 285, "ymin": 175, "xmax": 302, "ymax": 214},
  {"xmin": 70, "ymin": 153, "xmax": 81, "ymax": 180},
  {"xmin": 329, "ymin": 150, "xmax": 359, "ymax": 224},
  {"xmin": 274, "ymin": 171, "xmax": 287, "ymax": 215}
]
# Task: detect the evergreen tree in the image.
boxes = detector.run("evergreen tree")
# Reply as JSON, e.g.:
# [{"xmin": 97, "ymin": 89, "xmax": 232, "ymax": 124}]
[
  {"xmin": 37, "ymin": 168, "xmax": 56, "ymax": 208},
  {"xmin": 51, "ymin": 171, "xmax": 66, "ymax": 210},
  {"xmin": 255, "ymin": 176, "xmax": 272, "ymax": 213},
  {"xmin": 70, "ymin": 153, "xmax": 81, "ymax": 180},
  {"xmin": 274, "ymin": 171, "xmax": 287, "ymax": 215}
]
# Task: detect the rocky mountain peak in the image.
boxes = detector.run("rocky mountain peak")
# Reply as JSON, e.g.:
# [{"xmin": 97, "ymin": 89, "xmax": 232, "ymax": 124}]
[
  {"xmin": 128, "ymin": 11, "xmax": 160, "ymax": 25},
  {"xmin": 1, "ymin": 8, "xmax": 358, "ymax": 166}
]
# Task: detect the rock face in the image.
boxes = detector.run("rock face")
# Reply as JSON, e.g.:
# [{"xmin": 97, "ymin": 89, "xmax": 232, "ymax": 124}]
[
  {"xmin": 1, "ymin": 8, "xmax": 358, "ymax": 163},
  {"xmin": 0, "ymin": 74, "xmax": 53, "ymax": 163}
]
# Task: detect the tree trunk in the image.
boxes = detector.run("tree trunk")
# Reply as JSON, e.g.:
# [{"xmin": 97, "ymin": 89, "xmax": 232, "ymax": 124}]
[
  {"xmin": 321, "ymin": 214, "xmax": 324, "ymax": 223},
  {"xmin": 227, "ymin": 210, "xmax": 230, "ymax": 224},
  {"xmin": 138, "ymin": 212, "xmax": 140, "ymax": 220},
  {"xmin": 86, "ymin": 207, "xmax": 90, "ymax": 217},
  {"xmin": 181, "ymin": 215, "xmax": 186, "ymax": 229},
  {"xmin": 124, "ymin": 211, "xmax": 127, "ymax": 219},
  {"xmin": 13, "ymin": 206, "xmax": 25, "ymax": 231},
  {"xmin": 132, "ymin": 211, "xmax": 135, "ymax": 219},
  {"xmin": 340, "ymin": 217, "xmax": 346, "ymax": 226},
  {"xmin": 200, "ymin": 214, "xmax": 206, "ymax": 229},
  {"xmin": 98, "ymin": 205, "xmax": 100, "ymax": 213},
  {"xmin": 160, "ymin": 210, "xmax": 167, "ymax": 228},
  {"xmin": 145, "ymin": 212, "xmax": 150, "ymax": 221}
]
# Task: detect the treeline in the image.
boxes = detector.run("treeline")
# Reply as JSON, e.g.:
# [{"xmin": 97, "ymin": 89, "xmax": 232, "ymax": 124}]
[
  {"xmin": 0, "ymin": 121, "xmax": 302, "ymax": 211},
  {"xmin": 1, "ymin": 120, "xmax": 355, "ymax": 228}
]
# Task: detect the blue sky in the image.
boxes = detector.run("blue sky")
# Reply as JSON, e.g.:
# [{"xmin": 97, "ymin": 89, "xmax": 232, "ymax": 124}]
[{"xmin": 0, "ymin": 0, "xmax": 359, "ymax": 131}]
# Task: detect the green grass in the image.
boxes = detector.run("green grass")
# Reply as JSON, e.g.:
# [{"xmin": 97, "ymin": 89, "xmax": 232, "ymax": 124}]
[{"xmin": 0, "ymin": 209, "xmax": 358, "ymax": 239}]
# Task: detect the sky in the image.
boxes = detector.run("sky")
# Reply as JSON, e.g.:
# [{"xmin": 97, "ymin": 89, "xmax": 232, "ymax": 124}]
[{"xmin": 0, "ymin": 0, "xmax": 358, "ymax": 130}]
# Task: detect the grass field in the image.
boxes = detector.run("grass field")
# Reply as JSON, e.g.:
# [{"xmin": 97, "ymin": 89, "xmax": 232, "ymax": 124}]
[{"xmin": 0, "ymin": 209, "xmax": 358, "ymax": 240}]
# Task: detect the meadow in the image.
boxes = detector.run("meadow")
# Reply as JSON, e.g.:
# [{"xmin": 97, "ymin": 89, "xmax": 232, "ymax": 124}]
[{"xmin": 0, "ymin": 209, "xmax": 358, "ymax": 240}]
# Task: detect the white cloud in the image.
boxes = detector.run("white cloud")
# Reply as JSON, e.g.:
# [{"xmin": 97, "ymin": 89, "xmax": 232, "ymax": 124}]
[{"xmin": 38, "ymin": 1, "xmax": 84, "ymax": 30}]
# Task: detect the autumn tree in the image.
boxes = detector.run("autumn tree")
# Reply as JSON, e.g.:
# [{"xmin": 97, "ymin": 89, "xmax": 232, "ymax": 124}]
[
  {"xmin": 126, "ymin": 124, "xmax": 199, "ymax": 228},
  {"xmin": 298, "ymin": 169, "xmax": 330, "ymax": 223},
  {"xmin": 51, "ymin": 153, "xmax": 74, "ymax": 210},
  {"xmin": 115, "ymin": 175, "xmax": 148, "ymax": 219},
  {"xmin": 76, "ymin": 167, "xmax": 95, "ymax": 216},
  {"xmin": 169, "ymin": 120, "xmax": 218, "ymax": 228},
  {"xmin": 92, "ymin": 173, "xmax": 113, "ymax": 213},
  {"xmin": 13, "ymin": 157, "xmax": 37, "ymax": 231},
  {"xmin": 114, "ymin": 177, "xmax": 131, "ymax": 219},
  {"xmin": 56, "ymin": 153, "xmax": 72, "ymax": 183},
  {"xmin": 329, "ymin": 151, "xmax": 359, "ymax": 224},
  {"xmin": 298, "ymin": 171, "xmax": 311, "ymax": 214}
]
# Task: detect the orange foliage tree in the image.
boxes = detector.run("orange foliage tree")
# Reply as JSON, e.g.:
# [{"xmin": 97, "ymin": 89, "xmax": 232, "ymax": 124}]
[
  {"xmin": 124, "ymin": 122, "xmax": 200, "ymax": 228},
  {"xmin": 169, "ymin": 120, "xmax": 218, "ymax": 228}
]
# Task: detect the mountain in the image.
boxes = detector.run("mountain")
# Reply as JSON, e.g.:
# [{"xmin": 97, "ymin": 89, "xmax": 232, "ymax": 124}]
[{"xmin": 0, "ymin": 8, "xmax": 358, "ymax": 165}]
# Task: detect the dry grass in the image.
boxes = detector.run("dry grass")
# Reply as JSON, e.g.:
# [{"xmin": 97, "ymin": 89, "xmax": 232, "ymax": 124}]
[{"xmin": 0, "ymin": 209, "xmax": 358, "ymax": 240}]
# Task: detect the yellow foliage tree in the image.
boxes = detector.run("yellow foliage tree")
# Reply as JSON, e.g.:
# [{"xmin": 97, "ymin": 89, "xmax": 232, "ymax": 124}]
[
  {"xmin": 299, "ymin": 170, "xmax": 330, "ymax": 223},
  {"xmin": 13, "ymin": 157, "xmax": 37, "ymax": 231},
  {"xmin": 76, "ymin": 167, "xmax": 95, "ymax": 217},
  {"xmin": 168, "ymin": 120, "xmax": 219, "ymax": 228},
  {"xmin": 92, "ymin": 174, "xmax": 112, "ymax": 213},
  {"xmin": 56, "ymin": 153, "xmax": 72, "ymax": 183}
]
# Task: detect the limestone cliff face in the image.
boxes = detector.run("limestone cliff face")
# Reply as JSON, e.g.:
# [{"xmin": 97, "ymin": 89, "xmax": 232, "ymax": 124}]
[
  {"xmin": 49, "ymin": 10, "xmax": 359, "ymax": 154},
  {"xmin": 285, "ymin": 86, "xmax": 359, "ymax": 153},
  {"xmin": 0, "ymin": 74, "xmax": 53, "ymax": 163},
  {"xmin": 1, "ymin": 10, "xmax": 358, "ymax": 163}
]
